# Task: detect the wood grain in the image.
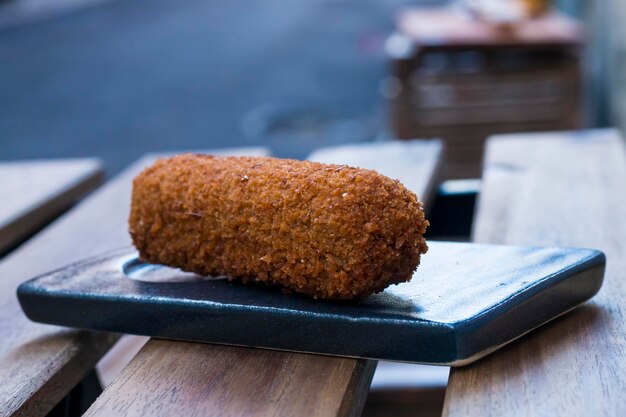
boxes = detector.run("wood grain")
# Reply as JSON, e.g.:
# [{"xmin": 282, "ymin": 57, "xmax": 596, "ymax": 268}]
[
  {"xmin": 0, "ymin": 158, "xmax": 103, "ymax": 255},
  {"xmin": 0, "ymin": 148, "xmax": 267, "ymax": 417},
  {"xmin": 443, "ymin": 129, "xmax": 626, "ymax": 417},
  {"xmin": 85, "ymin": 140, "xmax": 442, "ymax": 417},
  {"xmin": 86, "ymin": 341, "xmax": 376, "ymax": 417}
]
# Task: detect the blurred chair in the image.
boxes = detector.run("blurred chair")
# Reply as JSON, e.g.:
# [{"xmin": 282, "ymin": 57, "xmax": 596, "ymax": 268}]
[{"xmin": 387, "ymin": 6, "xmax": 583, "ymax": 179}]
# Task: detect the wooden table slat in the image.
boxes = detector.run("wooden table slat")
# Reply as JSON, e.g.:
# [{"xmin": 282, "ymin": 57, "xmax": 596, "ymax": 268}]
[
  {"xmin": 443, "ymin": 129, "xmax": 626, "ymax": 417},
  {"xmin": 0, "ymin": 158, "xmax": 103, "ymax": 254},
  {"xmin": 0, "ymin": 148, "xmax": 267, "ymax": 417},
  {"xmin": 85, "ymin": 140, "xmax": 442, "ymax": 417}
]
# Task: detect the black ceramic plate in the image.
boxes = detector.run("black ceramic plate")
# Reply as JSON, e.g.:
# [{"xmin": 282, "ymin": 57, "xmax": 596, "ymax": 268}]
[{"xmin": 17, "ymin": 242, "xmax": 604, "ymax": 366}]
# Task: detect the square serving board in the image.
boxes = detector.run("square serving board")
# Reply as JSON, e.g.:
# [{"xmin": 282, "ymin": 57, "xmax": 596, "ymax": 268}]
[{"xmin": 17, "ymin": 241, "xmax": 604, "ymax": 366}]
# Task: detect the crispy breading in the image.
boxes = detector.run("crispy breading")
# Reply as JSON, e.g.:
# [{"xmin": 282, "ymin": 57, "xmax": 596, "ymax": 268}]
[{"xmin": 129, "ymin": 154, "xmax": 428, "ymax": 300}]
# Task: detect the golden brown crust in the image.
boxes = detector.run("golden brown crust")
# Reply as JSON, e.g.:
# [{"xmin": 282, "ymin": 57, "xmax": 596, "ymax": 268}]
[{"xmin": 129, "ymin": 154, "xmax": 428, "ymax": 300}]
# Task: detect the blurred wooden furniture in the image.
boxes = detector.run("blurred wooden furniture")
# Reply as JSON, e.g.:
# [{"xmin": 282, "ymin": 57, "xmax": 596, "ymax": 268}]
[
  {"xmin": 84, "ymin": 140, "xmax": 442, "ymax": 417},
  {"xmin": 0, "ymin": 158, "xmax": 102, "ymax": 255},
  {"xmin": 388, "ymin": 7, "xmax": 583, "ymax": 179},
  {"xmin": 444, "ymin": 129, "xmax": 626, "ymax": 416}
]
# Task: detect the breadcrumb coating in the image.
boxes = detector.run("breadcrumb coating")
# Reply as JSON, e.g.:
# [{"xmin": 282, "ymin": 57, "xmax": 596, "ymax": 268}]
[{"xmin": 129, "ymin": 154, "xmax": 428, "ymax": 300}]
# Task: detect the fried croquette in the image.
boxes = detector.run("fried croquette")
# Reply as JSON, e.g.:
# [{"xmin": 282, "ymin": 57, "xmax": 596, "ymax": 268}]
[{"xmin": 129, "ymin": 154, "xmax": 428, "ymax": 300}]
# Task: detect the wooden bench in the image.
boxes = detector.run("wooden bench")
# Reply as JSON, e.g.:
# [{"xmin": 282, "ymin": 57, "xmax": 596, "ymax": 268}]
[{"xmin": 443, "ymin": 129, "xmax": 626, "ymax": 416}]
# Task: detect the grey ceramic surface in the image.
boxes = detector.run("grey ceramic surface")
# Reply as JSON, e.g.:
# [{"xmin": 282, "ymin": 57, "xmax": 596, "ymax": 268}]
[{"xmin": 17, "ymin": 242, "xmax": 605, "ymax": 366}]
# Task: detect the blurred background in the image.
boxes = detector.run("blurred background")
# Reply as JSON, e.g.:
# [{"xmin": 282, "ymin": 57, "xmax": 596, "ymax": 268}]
[
  {"xmin": 0, "ymin": 0, "xmax": 622, "ymax": 176},
  {"xmin": 1, "ymin": 0, "xmax": 623, "ymax": 416}
]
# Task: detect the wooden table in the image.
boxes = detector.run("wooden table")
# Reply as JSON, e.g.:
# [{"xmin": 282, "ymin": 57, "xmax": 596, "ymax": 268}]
[
  {"xmin": 3, "ymin": 131, "xmax": 623, "ymax": 416},
  {"xmin": 444, "ymin": 129, "xmax": 626, "ymax": 416}
]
